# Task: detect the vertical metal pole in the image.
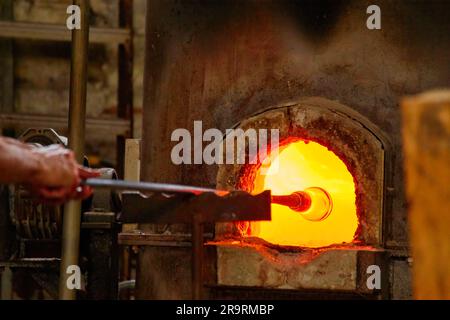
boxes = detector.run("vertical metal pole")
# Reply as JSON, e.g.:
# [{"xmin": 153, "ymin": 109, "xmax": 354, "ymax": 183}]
[
  {"xmin": 191, "ymin": 220, "xmax": 204, "ymax": 300},
  {"xmin": 59, "ymin": 0, "xmax": 89, "ymax": 300}
]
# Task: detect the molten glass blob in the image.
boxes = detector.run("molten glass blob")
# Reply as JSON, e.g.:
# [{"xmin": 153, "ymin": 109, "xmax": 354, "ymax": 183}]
[
  {"xmin": 250, "ymin": 140, "xmax": 358, "ymax": 247},
  {"xmin": 299, "ymin": 187, "xmax": 333, "ymax": 221},
  {"xmin": 271, "ymin": 187, "xmax": 333, "ymax": 221}
]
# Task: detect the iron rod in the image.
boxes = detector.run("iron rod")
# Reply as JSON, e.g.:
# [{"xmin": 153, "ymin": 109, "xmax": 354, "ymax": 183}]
[
  {"xmin": 82, "ymin": 177, "xmax": 228, "ymax": 195},
  {"xmin": 59, "ymin": 0, "xmax": 90, "ymax": 300}
]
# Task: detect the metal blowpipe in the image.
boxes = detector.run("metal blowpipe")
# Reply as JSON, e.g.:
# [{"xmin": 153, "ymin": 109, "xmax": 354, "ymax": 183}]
[{"xmin": 82, "ymin": 179, "xmax": 333, "ymax": 221}]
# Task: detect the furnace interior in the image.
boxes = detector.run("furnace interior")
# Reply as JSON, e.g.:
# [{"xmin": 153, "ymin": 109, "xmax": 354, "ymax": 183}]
[{"xmin": 249, "ymin": 139, "xmax": 358, "ymax": 248}]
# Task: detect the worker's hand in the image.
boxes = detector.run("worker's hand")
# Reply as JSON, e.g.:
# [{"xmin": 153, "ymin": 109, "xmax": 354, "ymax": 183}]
[{"xmin": 24, "ymin": 144, "xmax": 100, "ymax": 204}]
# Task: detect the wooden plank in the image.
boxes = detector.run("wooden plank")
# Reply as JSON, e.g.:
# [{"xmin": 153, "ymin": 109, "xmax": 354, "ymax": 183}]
[
  {"xmin": 402, "ymin": 90, "xmax": 450, "ymax": 299},
  {"xmin": 0, "ymin": 113, "xmax": 130, "ymax": 135},
  {"xmin": 124, "ymin": 139, "xmax": 140, "ymax": 182},
  {"xmin": 123, "ymin": 138, "xmax": 140, "ymax": 232},
  {"xmin": 0, "ymin": 21, "xmax": 130, "ymax": 44}
]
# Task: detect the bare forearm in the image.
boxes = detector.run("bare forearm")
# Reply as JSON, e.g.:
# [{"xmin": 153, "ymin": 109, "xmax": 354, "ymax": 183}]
[
  {"xmin": 0, "ymin": 137, "xmax": 98, "ymax": 203},
  {"xmin": 0, "ymin": 137, "xmax": 42, "ymax": 185}
]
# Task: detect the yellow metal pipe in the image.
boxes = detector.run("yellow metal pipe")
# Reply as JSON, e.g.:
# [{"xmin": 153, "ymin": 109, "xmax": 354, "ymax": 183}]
[{"xmin": 59, "ymin": 0, "xmax": 90, "ymax": 300}]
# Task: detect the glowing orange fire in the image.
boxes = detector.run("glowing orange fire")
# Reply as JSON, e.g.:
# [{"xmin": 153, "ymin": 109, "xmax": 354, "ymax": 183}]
[{"xmin": 250, "ymin": 140, "xmax": 358, "ymax": 247}]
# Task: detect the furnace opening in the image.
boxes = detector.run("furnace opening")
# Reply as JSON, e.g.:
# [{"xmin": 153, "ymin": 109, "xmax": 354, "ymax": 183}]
[{"xmin": 250, "ymin": 139, "xmax": 358, "ymax": 248}]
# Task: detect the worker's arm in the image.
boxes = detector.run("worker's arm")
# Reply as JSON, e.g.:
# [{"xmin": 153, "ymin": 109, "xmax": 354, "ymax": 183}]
[{"xmin": 0, "ymin": 137, "xmax": 98, "ymax": 203}]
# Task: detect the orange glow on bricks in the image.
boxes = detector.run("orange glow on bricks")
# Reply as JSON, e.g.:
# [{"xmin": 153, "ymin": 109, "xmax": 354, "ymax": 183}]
[{"xmin": 251, "ymin": 140, "xmax": 358, "ymax": 247}]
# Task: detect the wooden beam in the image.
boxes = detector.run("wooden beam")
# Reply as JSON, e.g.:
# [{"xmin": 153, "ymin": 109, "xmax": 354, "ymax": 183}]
[
  {"xmin": 0, "ymin": 21, "xmax": 130, "ymax": 44},
  {"xmin": 402, "ymin": 90, "xmax": 450, "ymax": 299},
  {"xmin": 0, "ymin": 113, "xmax": 130, "ymax": 135},
  {"xmin": 116, "ymin": 0, "xmax": 134, "ymax": 180}
]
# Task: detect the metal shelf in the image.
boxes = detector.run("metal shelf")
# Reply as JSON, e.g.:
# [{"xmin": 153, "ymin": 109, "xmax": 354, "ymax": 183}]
[
  {"xmin": 0, "ymin": 113, "xmax": 130, "ymax": 136},
  {"xmin": 0, "ymin": 20, "xmax": 130, "ymax": 44}
]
